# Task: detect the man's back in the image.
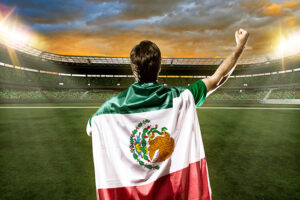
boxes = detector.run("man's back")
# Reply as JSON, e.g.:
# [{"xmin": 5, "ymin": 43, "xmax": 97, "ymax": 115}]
[
  {"xmin": 87, "ymin": 81, "xmax": 211, "ymax": 200},
  {"xmin": 87, "ymin": 31, "xmax": 249, "ymax": 199}
]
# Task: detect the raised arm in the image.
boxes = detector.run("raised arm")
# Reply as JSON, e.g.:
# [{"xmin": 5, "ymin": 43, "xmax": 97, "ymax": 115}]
[{"xmin": 202, "ymin": 29, "xmax": 249, "ymax": 95}]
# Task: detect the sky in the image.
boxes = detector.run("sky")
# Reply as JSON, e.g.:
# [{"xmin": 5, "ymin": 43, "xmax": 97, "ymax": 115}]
[{"xmin": 0, "ymin": 0, "xmax": 300, "ymax": 58}]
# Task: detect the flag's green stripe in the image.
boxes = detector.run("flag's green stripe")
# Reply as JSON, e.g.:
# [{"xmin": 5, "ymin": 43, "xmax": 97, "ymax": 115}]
[
  {"xmin": 89, "ymin": 80, "xmax": 207, "ymax": 126},
  {"xmin": 89, "ymin": 82, "xmax": 185, "ymax": 124}
]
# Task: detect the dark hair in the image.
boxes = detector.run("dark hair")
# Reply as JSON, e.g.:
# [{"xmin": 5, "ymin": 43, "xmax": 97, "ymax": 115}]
[{"xmin": 130, "ymin": 40, "xmax": 161, "ymax": 83}]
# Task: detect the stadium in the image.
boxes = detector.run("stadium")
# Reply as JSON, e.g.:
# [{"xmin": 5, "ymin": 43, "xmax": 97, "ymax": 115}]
[
  {"xmin": 0, "ymin": 39, "xmax": 299, "ymax": 104},
  {"xmin": 0, "ymin": 1, "xmax": 300, "ymax": 200}
]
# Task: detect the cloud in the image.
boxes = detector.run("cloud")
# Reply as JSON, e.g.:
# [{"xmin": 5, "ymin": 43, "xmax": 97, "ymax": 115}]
[
  {"xmin": 262, "ymin": 3, "xmax": 283, "ymax": 16},
  {"xmin": 3, "ymin": 0, "xmax": 125, "ymax": 29},
  {"xmin": 40, "ymin": 0, "xmax": 300, "ymax": 58},
  {"xmin": 42, "ymin": 30, "xmax": 221, "ymax": 58},
  {"xmin": 283, "ymin": 1, "xmax": 300, "ymax": 9},
  {"xmin": 242, "ymin": 0, "xmax": 270, "ymax": 10},
  {"xmin": 2, "ymin": 0, "xmax": 300, "ymax": 58},
  {"xmin": 2, "ymin": 0, "xmax": 84, "ymax": 25},
  {"xmin": 86, "ymin": 0, "xmax": 182, "ymax": 27},
  {"xmin": 259, "ymin": 1, "xmax": 300, "ymax": 17}
]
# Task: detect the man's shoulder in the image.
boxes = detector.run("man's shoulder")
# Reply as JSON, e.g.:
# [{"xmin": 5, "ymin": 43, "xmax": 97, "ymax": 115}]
[
  {"xmin": 89, "ymin": 83, "xmax": 190, "ymax": 122},
  {"xmin": 95, "ymin": 88, "xmax": 128, "ymax": 115}
]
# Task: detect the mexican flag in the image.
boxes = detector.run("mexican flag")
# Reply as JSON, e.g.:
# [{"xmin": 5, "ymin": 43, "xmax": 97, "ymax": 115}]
[{"xmin": 87, "ymin": 80, "xmax": 211, "ymax": 200}]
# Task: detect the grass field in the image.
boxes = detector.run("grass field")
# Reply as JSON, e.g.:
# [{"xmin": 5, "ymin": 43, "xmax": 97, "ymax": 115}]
[{"xmin": 0, "ymin": 103, "xmax": 299, "ymax": 200}]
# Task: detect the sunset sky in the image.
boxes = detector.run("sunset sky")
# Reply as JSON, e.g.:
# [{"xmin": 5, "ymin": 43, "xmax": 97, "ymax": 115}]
[{"xmin": 1, "ymin": 0, "xmax": 300, "ymax": 58}]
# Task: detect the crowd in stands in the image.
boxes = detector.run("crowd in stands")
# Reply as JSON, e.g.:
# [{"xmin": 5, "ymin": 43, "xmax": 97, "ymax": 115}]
[
  {"xmin": 221, "ymin": 72, "xmax": 300, "ymax": 88},
  {"xmin": 1, "ymin": 87, "xmax": 299, "ymax": 102},
  {"xmin": 0, "ymin": 88, "xmax": 118, "ymax": 102},
  {"xmin": 268, "ymin": 89, "xmax": 299, "ymax": 99},
  {"xmin": 1, "ymin": 66, "xmax": 299, "ymax": 89},
  {"xmin": 0, "ymin": 65, "xmax": 299, "ymax": 102},
  {"xmin": 208, "ymin": 90, "xmax": 269, "ymax": 100},
  {"xmin": 0, "ymin": 88, "xmax": 46, "ymax": 100},
  {"xmin": 82, "ymin": 91, "xmax": 118, "ymax": 100}
]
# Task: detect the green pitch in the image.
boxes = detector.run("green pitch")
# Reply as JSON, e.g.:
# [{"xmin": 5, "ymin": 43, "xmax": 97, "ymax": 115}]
[{"xmin": 0, "ymin": 103, "xmax": 299, "ymax": 200}]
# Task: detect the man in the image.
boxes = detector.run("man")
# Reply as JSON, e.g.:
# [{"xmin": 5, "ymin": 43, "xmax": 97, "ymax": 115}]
[{"xmin": 87, "ymin": 29, "xmax": 249, "ymax": 200}]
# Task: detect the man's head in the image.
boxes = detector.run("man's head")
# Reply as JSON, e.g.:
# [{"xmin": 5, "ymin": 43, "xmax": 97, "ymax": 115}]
[{"xmin": 130, "ymin": 40, "xmax": 161, "ymax": 83}]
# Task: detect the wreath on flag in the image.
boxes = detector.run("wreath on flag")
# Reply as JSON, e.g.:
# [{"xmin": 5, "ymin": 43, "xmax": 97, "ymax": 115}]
[{"xmin": 129, "ymin": 119, "xmax": 174, "ymax": 170}]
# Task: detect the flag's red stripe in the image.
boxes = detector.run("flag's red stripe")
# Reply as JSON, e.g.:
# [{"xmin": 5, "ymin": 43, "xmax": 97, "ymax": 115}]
[{"xmin": 97, "ymin": 158, "xmax": 211, "ymax": 200}]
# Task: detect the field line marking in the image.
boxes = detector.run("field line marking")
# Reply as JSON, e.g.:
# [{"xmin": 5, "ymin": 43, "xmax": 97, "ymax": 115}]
[{"xmin": 0, "ymin": 106, "xmax": 299, "ymax": 110}]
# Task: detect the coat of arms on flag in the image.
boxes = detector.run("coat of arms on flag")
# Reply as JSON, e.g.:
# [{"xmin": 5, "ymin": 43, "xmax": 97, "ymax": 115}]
[{"xmin": 129, "ymin": 119, "xmax": 175, "ymax": 170}]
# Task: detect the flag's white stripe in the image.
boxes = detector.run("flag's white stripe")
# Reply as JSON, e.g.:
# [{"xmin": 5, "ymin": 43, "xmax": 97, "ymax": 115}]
[{"xmin": 0, "ymin": 106, "xmax": 299, "ymax": 110}]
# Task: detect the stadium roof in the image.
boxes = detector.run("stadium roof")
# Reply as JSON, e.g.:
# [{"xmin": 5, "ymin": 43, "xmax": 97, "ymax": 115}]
[
  {"xmin": 0, "ymin": 38, "xmax": 269, "ymax": 65},
  {"xmin": 1, "ymin": 38, "xmax": 300, "ymax": 77}
]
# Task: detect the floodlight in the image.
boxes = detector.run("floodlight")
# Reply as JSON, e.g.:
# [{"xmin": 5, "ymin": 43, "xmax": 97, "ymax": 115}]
[{"xmin": 277, "ymin": 30, "xmax": 300, "ymax": 56}]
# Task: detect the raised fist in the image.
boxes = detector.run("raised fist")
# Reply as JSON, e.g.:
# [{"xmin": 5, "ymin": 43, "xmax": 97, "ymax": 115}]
[{"xmin": 235, "ymin": 28, "xmax": 249, "ymax": 48}]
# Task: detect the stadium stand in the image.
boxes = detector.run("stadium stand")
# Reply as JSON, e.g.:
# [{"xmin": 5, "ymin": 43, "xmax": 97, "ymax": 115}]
[
  {"xmin": 268, "ymin": 89, "xmax": 300, "ymax": 99},
  {"xmin": 0, "ymin": 88, "xmax": 46, "ymax": 100},
  {"xmin": 1, "ymin": 66, "xmax": 299, "ymax": 88},
  {"xmin": 0, "ymin": 40, "xmax": 299, "ymax": 104},
  {"xmin": 209, "ymin": 90, "xmax": 270, "ymax": 100}
]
